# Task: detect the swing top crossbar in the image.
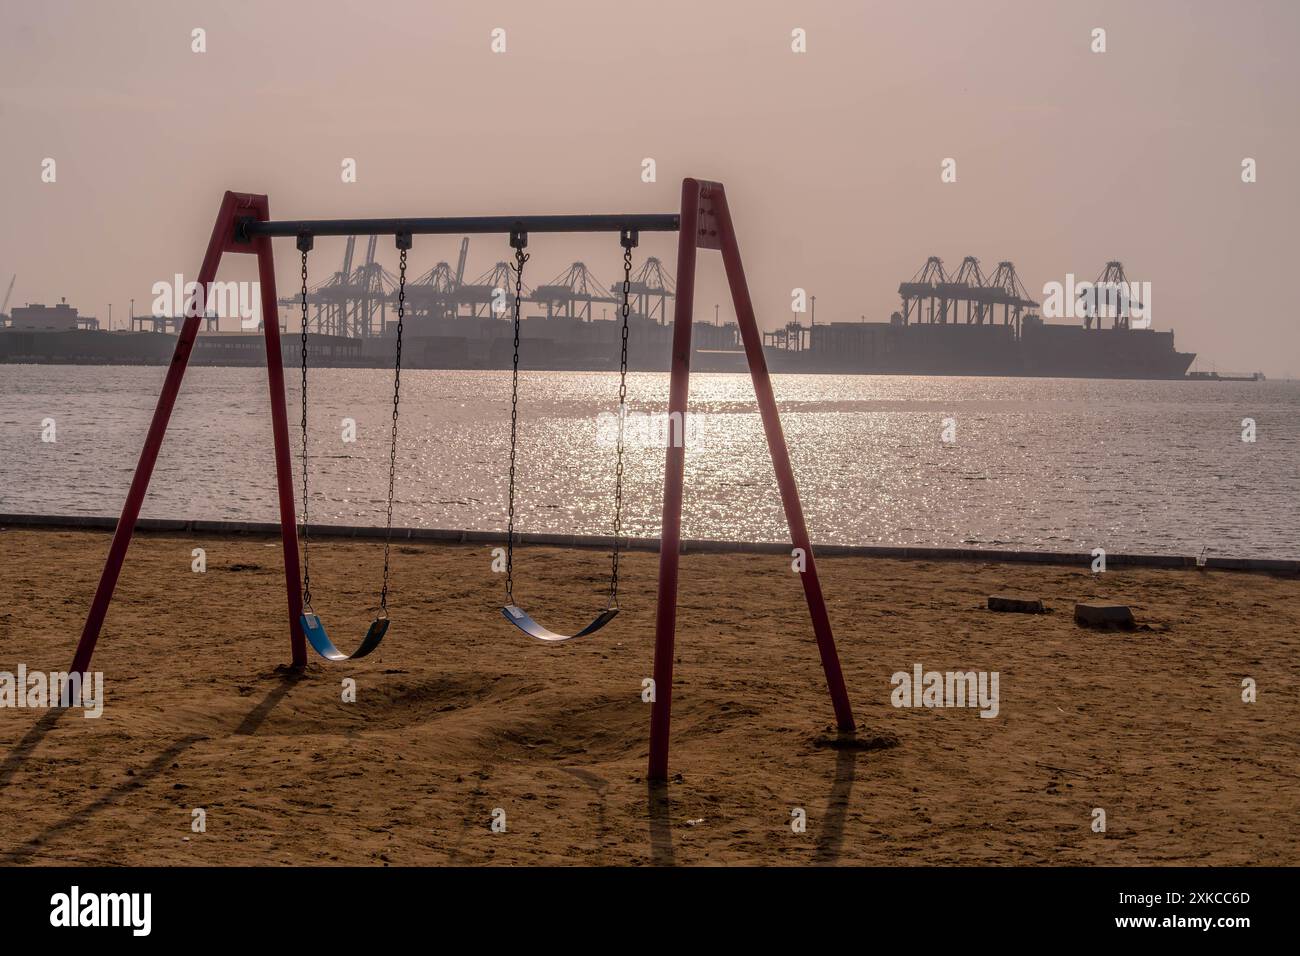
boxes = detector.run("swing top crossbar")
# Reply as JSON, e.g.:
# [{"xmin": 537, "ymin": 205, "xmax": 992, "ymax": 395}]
[{"xmin": 236, "ymin": 213, "xmax": 680, "ymax": 242}]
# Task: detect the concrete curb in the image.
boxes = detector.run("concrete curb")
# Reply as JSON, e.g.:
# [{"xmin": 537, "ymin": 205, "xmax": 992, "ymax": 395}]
[{"xmin": 1, "ymin": 512, "xmax": 1295, "ymax": 574}]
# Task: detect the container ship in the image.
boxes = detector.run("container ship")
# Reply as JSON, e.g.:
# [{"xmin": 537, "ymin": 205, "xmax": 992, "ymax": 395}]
[
  {"xmin": 757, "ymin": 256, "xmax": 1195, "ymax": 379},
  {"xmin": 0, "ymin": 251, "xmax": 1195, "ymax": 379}
]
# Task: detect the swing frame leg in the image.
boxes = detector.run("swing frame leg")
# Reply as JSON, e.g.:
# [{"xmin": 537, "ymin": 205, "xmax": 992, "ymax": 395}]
[
  {"xmin": 647, "ymin": 179, "xmax": 855, "ymax": 783},
  {"xmin": 70, "ymin": 191, "xmax": 306, "ymax": 674}
]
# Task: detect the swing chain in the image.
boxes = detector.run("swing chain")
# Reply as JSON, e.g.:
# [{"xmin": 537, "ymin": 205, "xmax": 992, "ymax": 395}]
[
  {"xmin": 379, "ymin": 235, "xmax": 410, "ymax": 617},
  {"xmin": 298, "ymin": 237, "xmax": 313, "ymax": 609},
  {"xmin": 505, "ymin": 231, "xmax": 528, "ymax": 605},
  {"xmin": 609, "ymin": 228, "xmax": 636, "ymax": 609}
]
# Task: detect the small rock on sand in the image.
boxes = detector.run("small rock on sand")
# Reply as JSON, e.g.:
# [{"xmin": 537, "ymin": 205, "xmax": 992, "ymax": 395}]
[
  {"xmin": 988, "ymin": 594, "xmax": 1045, "ymax": 613},
  {"xmin": 1074, "ymin": 602, "xmax": 1136, "ymax": 629}
]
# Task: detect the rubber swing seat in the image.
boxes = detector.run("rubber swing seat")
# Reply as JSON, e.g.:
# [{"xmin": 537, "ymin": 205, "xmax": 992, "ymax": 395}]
[
  {"xmin": 300, "ymin": 612, "xmax": 389, "ymax": 662},
  {"xmin": 501, "ymin": 605, "xmax": 618, "ymax": 643}
]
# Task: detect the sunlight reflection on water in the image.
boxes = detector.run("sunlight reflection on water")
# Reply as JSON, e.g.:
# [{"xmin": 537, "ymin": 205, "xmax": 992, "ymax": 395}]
[{"xmin": 1, "ymin": 367, "xmax": 1295, "ymax": 559}]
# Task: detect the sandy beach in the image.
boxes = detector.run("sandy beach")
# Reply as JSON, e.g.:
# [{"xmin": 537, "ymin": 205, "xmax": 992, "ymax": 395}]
[{"xmin": 1, "ymin": 526, "xmax": 1296, "ymax": 866}]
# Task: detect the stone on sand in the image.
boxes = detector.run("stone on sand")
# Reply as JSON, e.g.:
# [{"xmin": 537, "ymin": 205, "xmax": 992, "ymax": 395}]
[
  {"xmin": 1074, "ymin": 602, "xmax": 1136, "ymax": 628},
  {"xmin": 988, "ymin": 594, "xmax": 1045, "ymax": 613}
]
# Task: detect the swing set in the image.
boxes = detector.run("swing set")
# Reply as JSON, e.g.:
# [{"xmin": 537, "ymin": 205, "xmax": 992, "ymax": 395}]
[{"xmin": 68, "ymin": 178, "xmax": 856, "ymax": 781}]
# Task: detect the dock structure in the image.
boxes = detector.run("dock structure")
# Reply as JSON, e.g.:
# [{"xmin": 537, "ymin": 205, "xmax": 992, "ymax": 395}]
[
  {"xmin": 899, "ymin": 254, "xmax": 1040, "ymax": 334},
  {"xmin": 272, "ymin": 236, "xmax": 678, "ymax": 332},
  {"xmin": 758, "ymin": 254, "xmax": 1194, "ymax": 379},
  {"xmin": 1, "ymin": 246, "xmax": 1197, "ymax": 378}
]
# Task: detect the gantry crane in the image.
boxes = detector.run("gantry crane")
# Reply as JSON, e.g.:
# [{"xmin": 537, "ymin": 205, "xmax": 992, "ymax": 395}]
[
  {"xmin": 899, "ymin": 256, "xmax": 950, "ymax": 324},
  {"xmin": 616, "ymin": 257, "xmax": 676, "ymax": 324},
  {"xmin": 533, "ymin": 262, "xmax": 616, "ymax": 320},
  {"xmin": 1080, "ymin": 260, "xmax": 1142, "ymax": 330},
  {"xmin": 899, "ymin": 256, "xmax": 1038, "ymax": 333},
  {"xmin": 1, "ymin": 274, "xmax": 14, "ymax": 322}
]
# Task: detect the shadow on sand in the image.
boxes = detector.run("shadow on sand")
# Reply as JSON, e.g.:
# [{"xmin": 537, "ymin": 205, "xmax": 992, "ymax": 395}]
[
  {"xmin": 811, "ymin": 729, "xmax": 898, "ymax": 866},
  {"xmin": 0, "ymin": 670, "xmax": 305, "ymax": 864},
  {"xmin": 0, "ymin": 708, "xmax": 69, "ymax": 796},
  {"xmin": 641, "ymin": 729, "xmax": 895, "ymax": 867},
  {"xmin": 647, "ymin": 780, "xmax": 675, "ymax": 866},
  {"xmin": 813, "ymin": 745, "xmax": 858, "ymax": 864}
]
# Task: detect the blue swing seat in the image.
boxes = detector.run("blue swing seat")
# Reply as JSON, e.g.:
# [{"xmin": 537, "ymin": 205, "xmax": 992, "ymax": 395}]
[
  {"xmin": 501, "ymin": 604, "xmax": 618, "ymax": 643},
  {"xmin": 300, "ymin": 612, "xmax": 389, "ymax": 662}
]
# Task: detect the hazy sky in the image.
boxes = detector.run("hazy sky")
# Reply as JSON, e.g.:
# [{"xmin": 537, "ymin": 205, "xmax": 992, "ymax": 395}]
[{"xmin": 2, "ymin": 0, "xmax": 1297, "ymax": 375}]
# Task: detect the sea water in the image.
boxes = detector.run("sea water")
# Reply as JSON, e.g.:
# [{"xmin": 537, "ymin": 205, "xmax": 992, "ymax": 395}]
[{"xmin": 1, "ymin": 366, "xmax": 1295, "ymax": 560}]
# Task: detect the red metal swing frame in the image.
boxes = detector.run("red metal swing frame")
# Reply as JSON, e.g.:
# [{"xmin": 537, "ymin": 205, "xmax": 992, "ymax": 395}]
[{"xmin": 68, "ymin": 178, "xmax": 855, "ymax": 782}]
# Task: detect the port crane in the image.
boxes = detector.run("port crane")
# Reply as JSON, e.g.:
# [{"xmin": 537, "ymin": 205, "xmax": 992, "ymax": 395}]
[
  {"xmin": 533, "ymin": 262, "xmax": 616, "ymax": 321},
  {"xmin": 1, "ymin": 274, "xmax": 14, "ymax": 321},
  {"xmin": 278, "ymin": 234, "xmax": 395, "ymax": 337},
  {"xmin": 941, "ymin": 256, "xmax": 990, "ymax": 325},
  {"xmin": 406, "ymin": 238, "xmax": 469, "ymax": 321},
  {"xmin": 899, "ymin": 256, "xmax": 951, "ymax": 324},
  {"xmin": 352, "ymin": 234, "xmax": 391, "ymax": 335},
  {"xmin": 899, "ymin": 255, "xmax": 1038, "ymax": 333},
  {"xmin": 454, "ymin": 236, "xmax": 468, "ymax": 288},
  {"xmin": 983, "ymin": 261, "xmax": 1039, "ymax": 333},
  {"xmin": 274, "ymin": 238, "xmax": 673, "ymax": 332},
  {"xmin": 1080, "ymin": 260, "xmax": 1143, "ymax": 330},
  {"xmin": 459, "ymin": 260, "xmax": 531, "ymax": 319},
  {"xmin": 339, "ymin": 236, "xmax": 356, "ymax": 284},
  {"xmin": 618, "ymin": 257, "xmax": 676, "ymax": 324},
  {"xmin": 408, "ymin": 260, "xmax": 460, "ymax": 320}
]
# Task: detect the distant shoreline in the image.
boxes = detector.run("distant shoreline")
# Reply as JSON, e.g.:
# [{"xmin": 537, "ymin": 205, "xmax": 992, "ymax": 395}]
[
  {"xmin": 0, "ymin": 355, "xmax": 1271, "ymax": 382},
  {"xmin": 3, "ymin": 512, "xmax": 1294, "ymax": 574}
]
